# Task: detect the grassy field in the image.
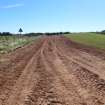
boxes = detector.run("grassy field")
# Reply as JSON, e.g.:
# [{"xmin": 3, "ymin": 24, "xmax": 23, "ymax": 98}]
[
  {"xmin": 66, "ymin": 33, "xmax": 105, "ymax": 49},
  {"xmin": 0, "ymin": 36, "xmax": 37, "ymax": 54}
]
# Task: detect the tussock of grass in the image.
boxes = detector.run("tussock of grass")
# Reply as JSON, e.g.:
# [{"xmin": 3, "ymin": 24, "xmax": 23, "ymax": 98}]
[
  {"xmin": 66, "ymin": 33, "xmax": 105, "ymax": 49},
  {"xmin": 0, "ymin": 36, "xmax": 36, "ymax": 54}
]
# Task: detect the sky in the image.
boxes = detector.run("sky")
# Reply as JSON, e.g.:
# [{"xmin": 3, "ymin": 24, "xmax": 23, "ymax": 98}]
[{"xmin": 0, "ymin": 0, "xmax": 105, "ymax": 33}]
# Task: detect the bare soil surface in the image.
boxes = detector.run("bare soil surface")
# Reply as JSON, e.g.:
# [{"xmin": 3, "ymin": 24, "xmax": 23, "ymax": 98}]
[{"xmin": 0, "ymin": 36, "xmax": 105, "ymax": 105}]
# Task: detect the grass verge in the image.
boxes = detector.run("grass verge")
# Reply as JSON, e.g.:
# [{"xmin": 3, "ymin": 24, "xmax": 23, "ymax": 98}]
[
  {"xmin": 0, "ymin": 36, "xmax": 37, "ymax": 54},
  {"xmin": 65, "ymin": 33, "xmax": 105, "ymax": 49}
]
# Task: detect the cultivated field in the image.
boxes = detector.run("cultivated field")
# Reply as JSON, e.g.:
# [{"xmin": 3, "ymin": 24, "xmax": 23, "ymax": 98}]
[
  {"xmin": 66, "ymin": 33, "xmax": 105, "ymax": 49},
  {"xmin": 0, "ymin": 36, "xmax": 105, "ymax": 105}
]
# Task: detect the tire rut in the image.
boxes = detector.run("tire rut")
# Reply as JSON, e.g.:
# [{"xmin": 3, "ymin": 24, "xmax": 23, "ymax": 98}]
[
  {"xmin": 0, "ymin": 38, "xmax": 45, "ymax": 105},
  {"xmin": 55, "ymin": 39, "xmax": 105, "ymax": 104},
  {"xmin": 0, "ymin": 36, "xmax": 105, "ymax": 105}
]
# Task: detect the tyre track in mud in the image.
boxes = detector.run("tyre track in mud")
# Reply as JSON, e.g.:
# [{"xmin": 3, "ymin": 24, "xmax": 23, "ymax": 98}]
[
  {"xmin": 43, "ymin": 40, "xmax": 87, "ymax": 105},
  {"xmin": 0, "ymin": 36, "xmax": 105, "ymax": 105},
  {"xmin": 54, "ymin": 36, "xmax": 105, "ymax": 104},
  {"xmin": 0, "ymin": 38, "xmax": 45, "ymax": 104}
]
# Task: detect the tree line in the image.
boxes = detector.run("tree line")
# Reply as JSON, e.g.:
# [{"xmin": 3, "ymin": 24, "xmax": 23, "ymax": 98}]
[
  {"xmin": 0, "ymin": 32, "xmax": 12, "ymax": 36},
  {"xmin": 0, "ymin": 32, "xmax": 71, "ymax": 36},
  {"xmin": 96, "ymin": 30, "xmax": 105, "ymax": 35}
]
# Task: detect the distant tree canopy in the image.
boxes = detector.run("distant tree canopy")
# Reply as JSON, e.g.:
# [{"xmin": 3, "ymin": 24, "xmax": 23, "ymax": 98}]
[
  {"xmin": 95, "ymin": 30, "xmax": 105, "ymax": 35},
  {"xmin": 101, "ymin": 30, "xmax": 105, "ymax": 34},
  {"xmin": 0, "ymin": 31, "xmax": 71, "ymax": 36},
  {"xmin": 43, "ymin": 32, "xmax": 71, "ymax": 36},
  {"xmin": 24, "ymin": 32, "xmax": 71, "ymax": 36},
  {"xmin": 0, "ymin": 32, "xmax": 12, "ymax": 36},
  {"xmin": 24, "ymin": 33, "xmax": 44, "ymax": 36}
]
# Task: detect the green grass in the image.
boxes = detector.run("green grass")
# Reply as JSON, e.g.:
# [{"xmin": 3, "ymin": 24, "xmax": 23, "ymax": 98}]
[
  {"xmin": 65, "ymin": 33, "xmax": 105, "ymax": 49},
  {"xmin": 0, "ymin": 36, "xmax": 37, "ymax": 54}
]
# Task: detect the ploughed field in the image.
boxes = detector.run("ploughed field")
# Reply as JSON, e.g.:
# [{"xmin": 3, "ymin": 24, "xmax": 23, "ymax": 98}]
[{"xmin": 0, "ymin": 36, "xmax": 105, "ymax": 105}]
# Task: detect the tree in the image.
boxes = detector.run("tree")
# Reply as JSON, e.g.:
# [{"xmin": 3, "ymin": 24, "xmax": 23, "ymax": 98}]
[
  {"xmin": 18, "ymin": 28, "xmax": 23, "ymax": 36},
  {"xmin": 0, "ymin": 32, "xmax": 12, "ymax": 36},
  {"xmin": 101, "ymin": 30, "xmax": 105, "ymax": 34}
]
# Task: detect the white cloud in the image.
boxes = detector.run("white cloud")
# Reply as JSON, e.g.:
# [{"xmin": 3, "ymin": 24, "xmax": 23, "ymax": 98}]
[{"xmin": 1, "ymin": 3, "xmax": 24, "ymax": 9}]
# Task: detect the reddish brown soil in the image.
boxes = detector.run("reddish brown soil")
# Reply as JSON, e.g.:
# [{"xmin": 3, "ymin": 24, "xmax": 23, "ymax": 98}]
[{"xmin": 0, "ymin": 36, "xmax": 105, "ymax": 105}]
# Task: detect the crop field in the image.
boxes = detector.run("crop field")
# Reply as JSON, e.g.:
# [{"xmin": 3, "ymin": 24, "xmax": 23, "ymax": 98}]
[
  {"xmin": 0, "ymin": 36, "xmax": 36, "ymax": 54},
  {"xmin": 66, "ymin": 33, "xmax": 105, "ymax": 49}
]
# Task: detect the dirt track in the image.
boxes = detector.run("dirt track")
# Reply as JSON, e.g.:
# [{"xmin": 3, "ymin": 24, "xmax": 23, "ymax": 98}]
[{"xmin": 0, "ymin": 36, "xmax": 105, "ymax": 105}]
